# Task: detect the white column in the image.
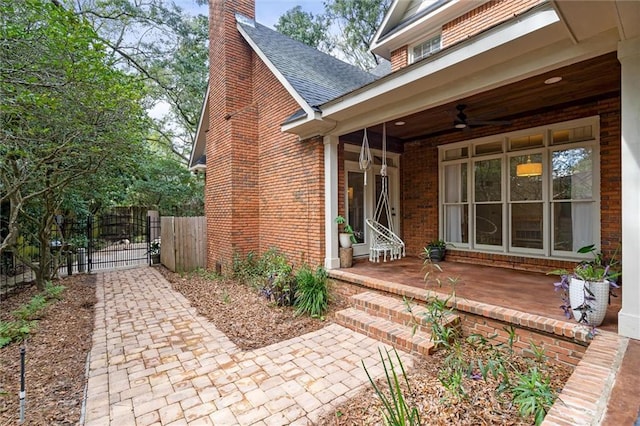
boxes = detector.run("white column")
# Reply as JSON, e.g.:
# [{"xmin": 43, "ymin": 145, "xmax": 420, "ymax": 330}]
[
  {"xmin": 324, "ymin": 135, "xmax": 340, "ymax": 269},
  {"xmin": 618, "ymin": 37, "xmax": 640, "ymax": 340}
]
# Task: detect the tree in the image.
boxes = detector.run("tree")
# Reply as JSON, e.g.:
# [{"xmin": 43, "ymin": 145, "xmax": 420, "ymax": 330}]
[
  {"xmin": 123, "ymin": 138, "xmax": 204, "ymax": 216},
  {"xmin": 274, "ymin": 0, "xmax": 390, "ymax": 71},
  {"xmin": 75, "ymin": 0, "xmax": 209, "ymax": 164},
  {"xmin": 275, "ymin": 6, "xmax": 333, "ymax": 53},
  {"xmin": 324, "ymin": 0, "xmax": 391, "ymax": 70},
  {"xmin": 0, "ymin": 0, "xmax": 148, "ymax": 287}
]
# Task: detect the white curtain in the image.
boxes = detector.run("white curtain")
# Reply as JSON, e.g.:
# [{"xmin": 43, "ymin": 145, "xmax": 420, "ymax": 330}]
[
  {"xmin": 445, "ymin": 164, "xmax": 463, "ymax": 243},
  {"xmin": 571, "ymin": 171, "xmax": 593, "ymax": 250}
]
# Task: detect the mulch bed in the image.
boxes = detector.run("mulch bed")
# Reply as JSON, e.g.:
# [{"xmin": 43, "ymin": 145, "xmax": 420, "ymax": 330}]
[{"xmin": 0, "ymin": 274, "xmax": 96, "ymax": 426}]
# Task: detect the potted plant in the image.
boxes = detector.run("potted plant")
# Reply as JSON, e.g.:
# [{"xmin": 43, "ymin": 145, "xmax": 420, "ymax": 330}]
[
  {"xmin": 426, "ymin": 239, "xmax": 447, "ymax": 262},
  {"xmin": 335, "ymin": 215, "xmax": 356, "ymax": 248},
  {"xmin": 149, "ymin": 239, "xmax": 161, "ymax": 265},
  {"xmin": 549, "ymin": 244, "xmax": 620, "ymax": 327}
]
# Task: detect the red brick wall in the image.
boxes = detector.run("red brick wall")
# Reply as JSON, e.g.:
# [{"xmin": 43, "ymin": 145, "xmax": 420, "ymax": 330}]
[
  {"xmin": 389, "ymin": 0, "xmax": 541, "ymax": 70},
  {"xmin": 254, "ymin": 58, "xmax": 325, "ymax": 267},
  {"xmin": 460, "ymin": 314, "xmax": 586, "ymax": 366},
  {"xmin": 402, "ymin": 92, "xmax": 621, "ymax": 272},
  {"xmin": 207, "ymin": 0, "xmax": 258, "ymax": 272},
  {"xmin": 390, "ymin": 46, "xmax": 408, "ymax": 72},
  {"xmin": 206, "ymin": 0, "xmax": 325, "ymax": 272},
  {"xmin": 442, "ymin": 0, "xmax": 542, "ymax": 48}
]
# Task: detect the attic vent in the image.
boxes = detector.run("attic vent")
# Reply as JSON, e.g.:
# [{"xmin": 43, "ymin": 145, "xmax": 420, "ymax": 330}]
[{"xmin": 235, "ymin": 13, "xmax": 255, "ymax": 28}]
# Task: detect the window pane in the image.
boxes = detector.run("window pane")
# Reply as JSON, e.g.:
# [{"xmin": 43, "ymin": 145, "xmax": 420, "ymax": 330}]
[
  {"xmin": 444, "ymin": 147, "xmax": 468, "ymax": 160},
  {"xmin": 475, "ymin": 141, "xmax": 503, "ymax": 156},
  {"xmin": 510, "ymin": 134, "xmax": 543, "ymax": 150},
  {"xmin": 475, "ymin": 159, "xmax": 501, "ymax": 202},
  {"xmin": 475, "ymin": 204, "xmax": 502, "ymax": 246},
  {"xmin": 552, "ymin": 147, "xmax": 593, "ymax": 200},
  {"xmin": 510, "ymin": 154, "xmax": 542, "ymax": 201},
  {"xmin": 444, "ymin": 163, "xmax": 467, "ymax": 203},
  {"xmin": 445, "ymin": 205, "xmax": 468, "ymax": 244},
  {"xmin": 511, "ymin": 203, "xmax": 543, "ymax": 249},
  {"xmin": 552, "ymin": 126, "xmax": 593, "ymax": 145},
  {"xmin": 347, "ymin": 171, "xmax": 365, "ymax": 244},
  {"xmin": 553, "ymin": 201, "xmax": 593, "ymax": 252}
]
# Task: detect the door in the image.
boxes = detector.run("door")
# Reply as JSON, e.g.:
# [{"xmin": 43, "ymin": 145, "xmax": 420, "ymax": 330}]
[{"xmin": 345, "ymin": 160, "xmax": 400, "ymax": 257}]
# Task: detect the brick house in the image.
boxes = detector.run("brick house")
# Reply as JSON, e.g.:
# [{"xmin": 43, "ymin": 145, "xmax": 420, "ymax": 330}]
[{"xmin": 191, "ymin": 0, "xmax": 640, "ymax": 340}]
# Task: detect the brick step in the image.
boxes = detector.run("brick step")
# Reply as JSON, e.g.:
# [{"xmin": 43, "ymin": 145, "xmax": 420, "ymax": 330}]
[
  {"xmin": 349, "ymin": 291, "xmax": 458, "ymax": 336},
  {"xmin": 335, "ymin": 292, "xmax": 459, "ymax": 357},
  {"xmin": 335, "ymin": 307, "xmax": 436, "ymax": 356}
]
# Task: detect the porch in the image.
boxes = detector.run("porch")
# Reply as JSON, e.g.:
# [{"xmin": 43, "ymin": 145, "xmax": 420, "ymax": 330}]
[
  {"xmin": 329, "ymin": 256, "xmax": 620, "ymax": 335},
  {"xmin": 327, "ymin": 256, "xmax": 640, "ymax": 424}
]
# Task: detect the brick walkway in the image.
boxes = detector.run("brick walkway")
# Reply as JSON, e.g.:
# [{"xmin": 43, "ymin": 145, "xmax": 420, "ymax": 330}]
[{"xmin": 83, "ymin": 267, "xmax": 413, "ymax": 425}]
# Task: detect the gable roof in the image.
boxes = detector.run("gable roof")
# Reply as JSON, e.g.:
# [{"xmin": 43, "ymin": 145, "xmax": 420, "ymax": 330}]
[
  {"xmin": 235, "ymin": 14, "xmax": 379, "ymax": 110},
  {"xmin": 190, "ymin": 14, "xmax": 383, "ymax": 169}
]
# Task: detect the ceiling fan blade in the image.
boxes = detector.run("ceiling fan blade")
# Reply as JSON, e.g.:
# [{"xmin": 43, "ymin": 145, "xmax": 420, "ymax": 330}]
[{"xmin": 467, "ymin": 119, "xmax": 511, "ymax": 126}]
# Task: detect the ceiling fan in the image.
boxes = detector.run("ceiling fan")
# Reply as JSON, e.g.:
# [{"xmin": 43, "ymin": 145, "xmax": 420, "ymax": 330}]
[{"xmin": 453, "ymin": 104, "xmax": 511, "ymax": 129}]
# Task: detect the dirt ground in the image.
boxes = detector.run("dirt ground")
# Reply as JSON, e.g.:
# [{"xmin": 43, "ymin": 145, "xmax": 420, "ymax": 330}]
[
  {"xmin": 0, "ymin": 267, "xmax": 572, "ymax": 425},
  {"xmin": 0, "ymin": 274, "xmax": 96, "ymax": 426}
]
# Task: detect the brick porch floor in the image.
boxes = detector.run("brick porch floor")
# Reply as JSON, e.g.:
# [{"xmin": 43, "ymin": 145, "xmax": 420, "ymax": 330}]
[{"xmin": 337, "ymin": 256, "xmax": 621, "ymax": 333}]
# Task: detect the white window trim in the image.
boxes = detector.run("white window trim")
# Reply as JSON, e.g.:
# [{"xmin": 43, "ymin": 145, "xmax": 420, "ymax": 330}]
[
  {"xmin": 439, "ymin": 116, "xmax": 601, "ymax": 261},
  {"xmin": 409, "ymin": 33, "xmax": 442, "ymax": 64}
]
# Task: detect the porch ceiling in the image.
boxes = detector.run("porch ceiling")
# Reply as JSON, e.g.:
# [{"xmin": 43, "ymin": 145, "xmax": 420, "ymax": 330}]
[{"xmin": 342, "ymin": 52, "xmax": 620, "ymax": 146}]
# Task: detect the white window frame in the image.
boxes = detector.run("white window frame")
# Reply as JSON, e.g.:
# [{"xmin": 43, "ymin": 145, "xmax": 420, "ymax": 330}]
[
  {"xmin": 409, "ymin": 33, "xmax": 442, "ymax": 63},
  {"xmin": 439, "ymin": 116, "xmax": 601, "ymax": 261}
]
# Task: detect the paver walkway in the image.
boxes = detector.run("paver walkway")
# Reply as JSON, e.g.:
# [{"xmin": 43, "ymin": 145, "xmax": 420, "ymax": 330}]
[{"xmin": 83, "ymin": 267, "xmax": 414, "ymax": 425}]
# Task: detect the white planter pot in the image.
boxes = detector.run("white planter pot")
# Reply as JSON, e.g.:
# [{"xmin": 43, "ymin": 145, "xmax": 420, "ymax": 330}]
[
  {"xmin": 339, "ymin": 233, "xmax": 353, "ymax": 248},
  {"xmin": 569, "ymin": 277, "xmax": 610, "ymax": 326}
]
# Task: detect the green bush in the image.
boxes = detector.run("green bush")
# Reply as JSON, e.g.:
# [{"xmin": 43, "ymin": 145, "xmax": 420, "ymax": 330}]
[
  {"xmin": 0, "ymin": 320, "xmax": 36, "ymax": 348},
  {"xmin": 294, "ymin": 265, "xmax": 329, "ymax": 318},
  {"xmin": 231, "ymin": 249, "xmax": 300, "ymax": 306},
  {"xmin": 13, "ymin": 294, "xmax": 47, "ymax": 321}
]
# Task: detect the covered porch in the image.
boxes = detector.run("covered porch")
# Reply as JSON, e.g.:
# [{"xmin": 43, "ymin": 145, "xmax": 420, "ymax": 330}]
[
  {"xmin": 317, "ymin": 2, "xmax": 639, "ymax": 339},
  {"xmin": 329, "ymin": 256, "xmax": 620, "ymax": 334}
]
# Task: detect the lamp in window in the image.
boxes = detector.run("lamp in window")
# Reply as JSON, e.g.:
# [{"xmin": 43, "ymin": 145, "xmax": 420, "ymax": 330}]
[{"xmin": 516, "ymin": 155, "xmax": 542, "ymax": 177}]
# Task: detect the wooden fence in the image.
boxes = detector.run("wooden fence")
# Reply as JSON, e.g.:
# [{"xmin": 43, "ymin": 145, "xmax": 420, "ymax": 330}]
[{"xmin": 160, "ymin": 216, "xmax": 206, "ymax": 272}]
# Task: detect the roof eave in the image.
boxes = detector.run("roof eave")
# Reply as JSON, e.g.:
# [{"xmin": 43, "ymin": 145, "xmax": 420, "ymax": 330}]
[
  {"xmin": 189, "ymin": 83, "xmax": 210, "ymax": 169},
  {"xmin": 281, "ymin": 110, "xmax": 337, "ymax": 140},
  {"xmin": 324, "ymin": 5, "xmax": 561, "ymax": 115}
]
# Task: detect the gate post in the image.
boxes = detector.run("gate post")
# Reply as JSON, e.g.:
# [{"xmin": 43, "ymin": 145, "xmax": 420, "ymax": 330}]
[{"xmin": 87, "ymin": 216, "xmax": 93, "ymax": 273}]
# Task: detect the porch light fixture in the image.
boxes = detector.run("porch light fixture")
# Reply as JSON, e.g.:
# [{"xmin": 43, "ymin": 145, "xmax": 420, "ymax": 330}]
[
  {"xmin": 544, "ymin": 76, "xmax": 562, "ymax": 85},
  {"xmin": 454, "ymin": 122, "xmax": 467, "ymax": 129},
  {"xmin": 516, "ymin": 155, "xmax": 542, "ymax": 177},
  {"xmin": 395, "ymin": 121, "xmax": 405, "ymax": 126}
]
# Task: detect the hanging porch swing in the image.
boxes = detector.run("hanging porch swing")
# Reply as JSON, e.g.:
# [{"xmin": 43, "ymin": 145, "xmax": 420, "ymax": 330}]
[{"xmin": 360, "ymin": 123, "xmax": 405, "ymax": 262}]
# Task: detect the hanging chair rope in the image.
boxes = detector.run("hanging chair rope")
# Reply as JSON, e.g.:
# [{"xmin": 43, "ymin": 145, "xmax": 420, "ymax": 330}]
[
  {"xmin": 367, "ymin": 122, "xmax": 405, "ymax": 262},
  {"xmin": 359, "ymin": 128, "xmax": 372, "ymax": 185},
  {"xmin": 373, "ymin": 123, "xmax": 394, "ymax": 233}
]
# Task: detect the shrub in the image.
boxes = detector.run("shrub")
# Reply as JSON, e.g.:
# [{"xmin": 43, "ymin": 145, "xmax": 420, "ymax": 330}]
[
  {"xmin": 13, "ymin": 294, "xmax": 47, "ymax": 321},
  {"xmin": 294, "ymin": 265, "xmax": 329, "ymax": 318}
]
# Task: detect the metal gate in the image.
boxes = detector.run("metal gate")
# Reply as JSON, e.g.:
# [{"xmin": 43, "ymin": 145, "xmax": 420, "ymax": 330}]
[{"xmin": 55, "ymin": 213, "xmax": 161, "ymax": 275}]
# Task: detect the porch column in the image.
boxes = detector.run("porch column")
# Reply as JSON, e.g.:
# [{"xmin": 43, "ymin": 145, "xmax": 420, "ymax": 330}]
[
  {"xmin": 324, "ymin": 135, "xmax": 340, "ymax": 269},
  {"xmin": 618, "ymin": 36, "xmax": 640, "ymax": 340}
]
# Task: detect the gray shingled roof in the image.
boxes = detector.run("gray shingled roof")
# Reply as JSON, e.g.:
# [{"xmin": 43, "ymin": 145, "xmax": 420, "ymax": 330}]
[{"xmin": 236, "ymin": 14, "xmax": 380, "ymax": 109}]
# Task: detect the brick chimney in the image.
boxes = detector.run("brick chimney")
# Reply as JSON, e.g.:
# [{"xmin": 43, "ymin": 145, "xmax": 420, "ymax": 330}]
[{"xmin": 206, "ymin": 0, "xmax": 258, "ymax": 273}]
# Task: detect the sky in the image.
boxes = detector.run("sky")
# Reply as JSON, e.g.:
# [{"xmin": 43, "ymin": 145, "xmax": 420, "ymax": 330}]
[{"xmin": 175, "ymin": 0, "xmax": 326, "ymax": 28}]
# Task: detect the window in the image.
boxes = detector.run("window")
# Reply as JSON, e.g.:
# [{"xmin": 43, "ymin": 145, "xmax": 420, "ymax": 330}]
[
  {"xmin": 439, "ymin": 117, "xmax": 600, "ymax": 260},
  {"xmin": 411, "ymin": 34, "xmax": 441, "ymax": 63}
]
